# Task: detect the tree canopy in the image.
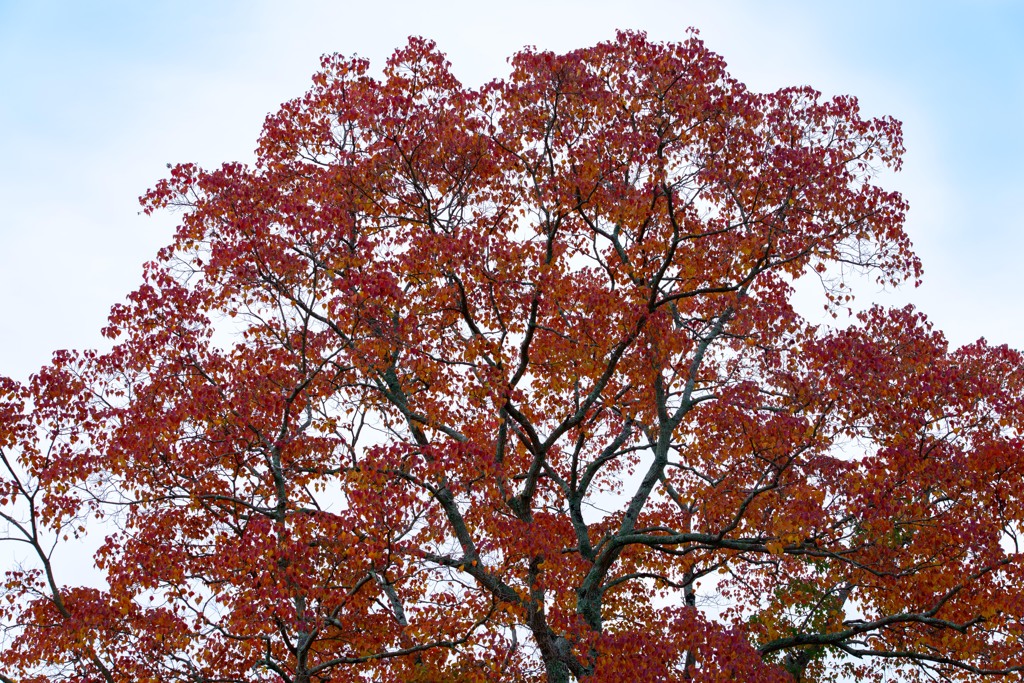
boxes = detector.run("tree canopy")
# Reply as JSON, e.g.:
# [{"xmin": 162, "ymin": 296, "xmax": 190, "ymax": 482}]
[{"xmin": 2, "ymin": 31, "xmax": 1023, "ymax": 683}]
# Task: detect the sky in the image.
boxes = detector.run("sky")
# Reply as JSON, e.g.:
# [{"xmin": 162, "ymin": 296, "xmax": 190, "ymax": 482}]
[
  {"xmin": 0, "ymin": 5, "xmax": 1022, "ymax": 673},
  {"xmin": 1, "ymin": 0, "xmax": 1022, "ymax": 384}
]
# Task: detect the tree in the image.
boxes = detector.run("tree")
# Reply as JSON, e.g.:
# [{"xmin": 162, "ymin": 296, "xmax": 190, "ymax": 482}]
[{"xmin": 3, "ymin": 30, "xmax": 1024, "ymax": 683}]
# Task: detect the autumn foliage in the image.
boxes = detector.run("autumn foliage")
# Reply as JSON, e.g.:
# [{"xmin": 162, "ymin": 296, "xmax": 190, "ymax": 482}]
[{"xmin": 3, "ymin": 31, "xmax": 1024, "ymax": 682}]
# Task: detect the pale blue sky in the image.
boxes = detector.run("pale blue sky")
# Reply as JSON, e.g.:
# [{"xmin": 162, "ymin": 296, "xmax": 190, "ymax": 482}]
[{"xmin": 2, "ymin": 1, "xmax": 1023, "ymax": 381}]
